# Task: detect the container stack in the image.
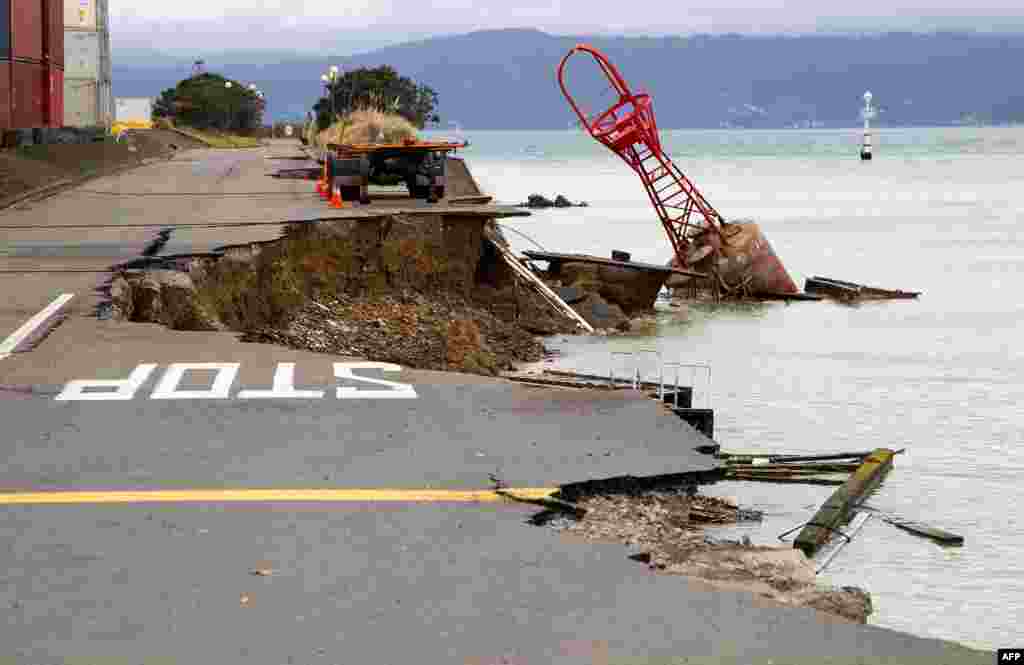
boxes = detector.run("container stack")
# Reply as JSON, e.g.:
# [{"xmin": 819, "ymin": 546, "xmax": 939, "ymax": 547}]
[
  {"xmin": 0, "ymin": 0, "xmax": 64, "ymax": 132},
  {"xmin": 62, "ymin": 0, "xmax": 110, "ymax": 127}
]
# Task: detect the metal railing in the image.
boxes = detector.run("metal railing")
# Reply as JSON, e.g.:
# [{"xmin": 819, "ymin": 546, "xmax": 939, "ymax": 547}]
[{"xmin": 607, "ymin": 350, "xmax": 712, "ymax": 409}]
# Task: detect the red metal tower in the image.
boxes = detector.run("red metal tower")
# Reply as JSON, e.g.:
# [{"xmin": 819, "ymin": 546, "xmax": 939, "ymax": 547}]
[{"xmin": 557, "ymin": 44, "xmax": 725, "ymax": 268}]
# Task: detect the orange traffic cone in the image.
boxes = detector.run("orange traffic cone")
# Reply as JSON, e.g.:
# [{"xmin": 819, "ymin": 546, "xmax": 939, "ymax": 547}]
[
  {"xmin": 328, "ymin": 185, "xmax": 345, "ymax": 208},
  {"xmin": 317, "ymin": 161, "xmax": 330, "ymax": 198}
]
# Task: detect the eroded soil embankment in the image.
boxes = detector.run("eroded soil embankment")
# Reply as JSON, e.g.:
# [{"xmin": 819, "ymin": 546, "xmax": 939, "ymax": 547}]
[
  {"xmin": 110, "ymin": 215, "xmax": 577, "ymax": 374},
  {"xmin": 536, "ymin": 489, "xmax": 873, "ymax": 624}
]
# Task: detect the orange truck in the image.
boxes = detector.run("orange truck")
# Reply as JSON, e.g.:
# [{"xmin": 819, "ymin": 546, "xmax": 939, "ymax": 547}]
[{"xmin": 324, "ymin": 138, "xmax": 467, "ymax": 204}]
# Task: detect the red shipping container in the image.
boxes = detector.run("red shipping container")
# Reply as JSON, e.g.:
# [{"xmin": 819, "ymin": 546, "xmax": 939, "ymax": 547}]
[
  {"xmin": 1, "ymin": 0, "xmax": 10, "ymax": 59},
  {"xmin": 49, "ymin": 0, "xmax": 63, "ymax": 67},
  {"xmin": 10, "ymin": 60, "xmax": 45, "ymax": 128},
  {"xmin": 50, "ymin": 64, "xmax": 61, "ymax": 126},
  {"xmin": 1, "ymin": 0, "xmax": 62, "ymax": 129},
  {"xmin": 10, "ymin": 0, "xmax": 44, "ymax": 62},
  {"xmin": 0, "ymin": 61, "xmax": 10, "ymax": 129}
]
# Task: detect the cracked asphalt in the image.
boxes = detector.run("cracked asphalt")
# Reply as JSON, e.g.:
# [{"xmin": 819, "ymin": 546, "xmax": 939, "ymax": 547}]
[{"xmin": 0, "ymin": 141, "xmax": 993, "ymax": 664}]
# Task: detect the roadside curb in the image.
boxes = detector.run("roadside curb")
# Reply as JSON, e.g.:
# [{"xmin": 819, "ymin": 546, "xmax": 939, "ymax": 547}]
[
  {"xmin": 0, "ymin": 154, "xmax": 177, "ymax": 212},
  {"xmin": 166, "ymin": 126, "xmax": 266, "ymax": 150},
  {"xmin": 0, "ymin": 178, "xmax": 75, "ymax": 212},
  {"xmin": 165, "ymin": 126, "xmax": 218, "ymax": 147}
]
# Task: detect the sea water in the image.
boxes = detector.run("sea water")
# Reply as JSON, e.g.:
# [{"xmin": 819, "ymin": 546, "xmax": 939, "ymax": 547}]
[{"xmin": 426, "ymin": 126, "xmax": 1024, "ymax": 650}]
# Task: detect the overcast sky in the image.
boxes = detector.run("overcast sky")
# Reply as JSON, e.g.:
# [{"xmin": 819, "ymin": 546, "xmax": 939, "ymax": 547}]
[{"xmin": 109, "ymin": 1, "xmax": 1024, "ymax": 54}]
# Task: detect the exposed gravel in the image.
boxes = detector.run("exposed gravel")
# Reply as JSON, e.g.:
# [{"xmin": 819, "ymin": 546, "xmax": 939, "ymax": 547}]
[
  {"xmin": 539, "ymin": 490, "xmax": 874, "ymax": 624},
  {"xmin": 241, "ymin": 290, "xmax": 547, "ymax": 375}
]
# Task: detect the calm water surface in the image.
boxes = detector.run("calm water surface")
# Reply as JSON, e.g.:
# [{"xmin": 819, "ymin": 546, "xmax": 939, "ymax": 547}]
[{"xmin": 425, "ymin": 127, "xmax": 1024, "ymax": 650}]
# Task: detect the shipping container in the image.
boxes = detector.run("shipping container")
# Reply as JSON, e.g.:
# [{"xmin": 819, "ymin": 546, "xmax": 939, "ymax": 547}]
[
  {"xmin": 64, "ymin": 75, "xmax": 95, "ymax": 126},
  {"xmin": 115, "ymin": 96, "xmax": 151, "ymax": 123},
  {"xmin": 1, "ymin": 62, "xmax": 64, "ymax": 130},
  {"xmin": 63, "ymin": 28, "xmax": 96, "ymax": 78},
  {"xmin": 98, "ymin": 75, "xmax": 110, "ymax": 124},
  {"xmin": 10, "ymin": 60, "xmax": 50, "ymax": 127},
  {"xmin": 63, "ymin": 0, "xmax": 95, "ymax": 31},
  {"xmin": 49, "ymin": 0, "xmax": 63, "ymax": 66},
  {"xmin": 11, "ymin": 0, "xmax": 44, "ymax": 61},
  {"xmin": 1, "ymin": 0, "xmax": 10, "ymax": 58},
  {"xmin": 0, "ymin": 62, "xmax": 10, "ymax": 129},
  {"xmin": 2, "ymin": 0, "xmax": 63, "ymax": 61},
  {"xmin": 51, "ymin": 64, "xmax": 61, "ymax": 121},
  {"xmin": 1, "ymin": 0, "xmax": 65, "ymax": 130}
]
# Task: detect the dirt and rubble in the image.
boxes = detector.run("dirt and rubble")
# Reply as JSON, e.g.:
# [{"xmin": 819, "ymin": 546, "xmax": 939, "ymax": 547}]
[
  {"xmin": 240, "ymin": 291, "xmax": 546, "ymax": 374},
  {"xmin": 539, "ymin": 490, "xmax": 874, "ymax": 624},
  {"xmin": 109, "ymin": 214, "xmax": 579, "ymax": 374}
]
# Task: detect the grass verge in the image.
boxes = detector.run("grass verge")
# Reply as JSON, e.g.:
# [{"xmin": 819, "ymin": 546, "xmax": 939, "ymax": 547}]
[{"xmin": 172, "ymin": 126, "xmax": 262, "ymax": 148}]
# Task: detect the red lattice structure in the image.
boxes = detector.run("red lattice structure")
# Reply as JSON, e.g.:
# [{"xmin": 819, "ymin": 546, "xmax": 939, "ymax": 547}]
[{"xmin": 557, "ymin": 44, "xmax": 725, "ymax": 268}]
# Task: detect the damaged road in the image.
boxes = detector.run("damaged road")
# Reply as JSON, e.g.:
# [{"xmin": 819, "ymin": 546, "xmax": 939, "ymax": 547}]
[
  {"xmin": 0, "ymin": 375, "xmax": 990, "ymax": 664},
  {"xmin": 0, "ymin": 140, "xmax": 991, "ymax": 664}
]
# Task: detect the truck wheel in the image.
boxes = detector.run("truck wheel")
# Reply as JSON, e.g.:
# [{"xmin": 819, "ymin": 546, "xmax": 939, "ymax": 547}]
[{"xmin": 406, "ymin": 180, "xmax": 429, "ymax": 199}]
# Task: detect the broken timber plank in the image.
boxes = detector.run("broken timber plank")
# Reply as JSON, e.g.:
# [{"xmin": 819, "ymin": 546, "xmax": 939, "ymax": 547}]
[
  {"xmin": 724, "ymin": 473, "xmax": 848, "ymax": 486},
  {"xmin": 793, "ymin": 448, "xmax": 896, "ymax": 557},
  {"xmin": 484, "ymin": 231, "xmax": 595, "ymax": 332},
  {"xmin": 882, "ymin": 517, "xmax": 964, "ymax": 546},
  {"xmin": 724, "ymin": 461, "xmax": 860, "ymax": 471},
  {"xmin": 717, "ymin": 451, "xmax": 871, "ymax": 464}
]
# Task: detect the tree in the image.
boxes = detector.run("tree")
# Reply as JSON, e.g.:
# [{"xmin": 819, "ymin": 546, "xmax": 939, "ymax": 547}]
[
  {"xmin": 151, "ymin": 72, "xmax": 265, "ymax": 131},
  {"xmin": 312, "ymin": 65, "xmax": 439, "ymax": 130}
]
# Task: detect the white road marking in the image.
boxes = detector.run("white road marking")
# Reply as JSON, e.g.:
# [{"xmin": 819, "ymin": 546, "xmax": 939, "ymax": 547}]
[
  {"xmin": 0, "ymin": 293, "xmax": 75, "ymax": 361},
  {"xmin": 55, "ymin": 364, "xmax": 158, "ymax": 401},
  {"xmin": 335, "ymin": 362, "xmax": 418, "ymax": 399},
  {"xmin": 237, "ymin": 362, "xmax": 324, "ymax": 399},
  {"xmin": 150, "ymin": 363, "xmax": 240, "ymax": 400},
  {"xmin": 54, "ymin": 362, "xmax": 419, "ymax": 401}
]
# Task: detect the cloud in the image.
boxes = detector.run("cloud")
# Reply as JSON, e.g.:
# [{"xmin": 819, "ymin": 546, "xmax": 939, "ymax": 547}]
[{"xmin": 109, "ymin": 1, "xmax": 1024, "ymax": 53}]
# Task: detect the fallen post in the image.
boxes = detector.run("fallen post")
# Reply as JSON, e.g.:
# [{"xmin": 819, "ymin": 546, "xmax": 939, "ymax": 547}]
[
  {"xmin": 866, "ymin": 512, "xmax": 964, "ymax": 546},
  {"xmin": 793, "ymin": 448, "xmax": 896, "ymax": 557},
  {"xmin": 724, "ymin": 472, "xmax": 849, "ymax": 486},
  {"xmin": 483, "ymin": 230, "xmax": 595, "ymax": 332},
  {"xmin": 724, "ymin": 462, "xmax": 861, "ymax": 474},
  {"xmin": 816, "ymin": 512, "xmax": 872, "ymax": 574},
  {"xmin": 716, "ymin": 450, "xmax": 871, "ymax": 464}
]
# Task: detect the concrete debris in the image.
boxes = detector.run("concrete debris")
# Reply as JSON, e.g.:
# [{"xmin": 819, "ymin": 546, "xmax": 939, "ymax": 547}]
[
  {"xmin": 572, "ymin": 292, "xmax": 631, "ymax": 331},
  {"xmin": 109, "ymin": 270, "xmax": 223, "ymax": 331},
  {"xmin": 545, "ymin": 491, "xmax": 873, "ymax": 624},
  {"xmin": 241, "ymin": 292, "xmax": 545, "ymax": 375}
]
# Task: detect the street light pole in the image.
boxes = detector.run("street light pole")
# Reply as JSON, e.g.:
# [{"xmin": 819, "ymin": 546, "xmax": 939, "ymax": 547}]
[
  {"xmin": 321, "ymin": 65, "xmax": 343, "ymax": 126},
  {"xmin": 224, "ymin": 80, "xmax": 233, "ymax": 131}
]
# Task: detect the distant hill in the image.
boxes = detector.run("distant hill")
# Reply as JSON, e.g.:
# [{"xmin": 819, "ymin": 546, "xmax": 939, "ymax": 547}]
[{"xmin": 112, "ymin": 29, "xmax": 1024, "ymax": 127}]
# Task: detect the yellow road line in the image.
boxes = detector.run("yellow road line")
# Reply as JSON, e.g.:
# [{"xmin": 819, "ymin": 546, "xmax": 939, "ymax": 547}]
[{"xmin": 0, "ymin": 488, "xmax": 558, "ymax": 506}]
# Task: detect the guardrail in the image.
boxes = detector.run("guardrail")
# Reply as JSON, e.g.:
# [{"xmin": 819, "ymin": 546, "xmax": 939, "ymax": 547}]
[{"xmin": 607, "ymin": 349, "xmax": 712, "ymax": 409}]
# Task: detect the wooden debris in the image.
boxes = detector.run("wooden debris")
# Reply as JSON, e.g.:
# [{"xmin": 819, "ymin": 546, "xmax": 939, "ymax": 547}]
[
  {"xmin": 724, "ymin": 472, "xmax": 848, "ymax": 486},
  {"xmin": 725, "ymin": 462, "xmax": 861, "ymax": 474},
  {"xmin": 484, "ymin": 231, "xmax": 595, "ymax": 332},
  {"xmin": 717, "ymin": 450, "xmax": 871, "ymax": 464},
  {"xmin": 793, "ymin": 448, "xmax": 896, "ymax": 557},
  {"xmin": 805, "ymin": 276, "xmax": 921, "ymax": 301},
  {"xmin": 881, "ymin": 517, "xmax": 964, "ymax": 546}
]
